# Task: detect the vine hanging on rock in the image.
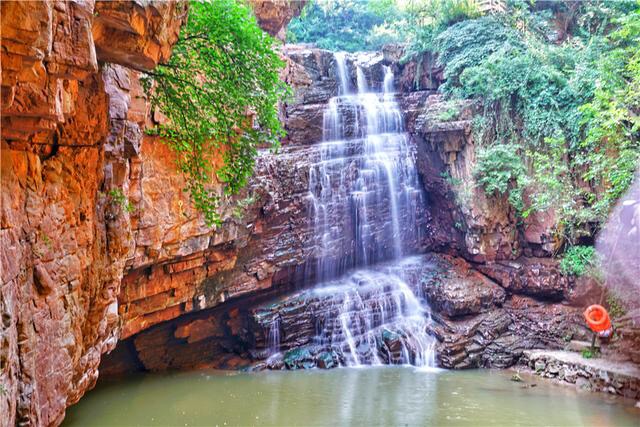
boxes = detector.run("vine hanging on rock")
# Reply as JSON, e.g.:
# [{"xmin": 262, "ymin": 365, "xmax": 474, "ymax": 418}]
[{"xmin": 143, "ymin": 0, "xmax": 288, "ymax": 226}]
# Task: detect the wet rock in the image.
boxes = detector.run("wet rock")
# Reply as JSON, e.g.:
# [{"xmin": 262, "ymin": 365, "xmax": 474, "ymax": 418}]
[
  {"xmin": 283, "ymin": 347, "xmax": 315, "ymax": 369},
  {"xmin": 476, "ymin": 258, "xmax": 570, "ymax": 300},
  {"xmin": 317, "ymin": 351, "xmax": 338, "ymax": 369},
  {"xmin": 421, "ymin": 254, "xmax": 506, "ymax": 317},
  {"xmin": 382, "ymin": 44, "xmax": 405, "ymax": 63},
  {"xmin": 520, "ymin": 350, "xmax": 640, "ymax": 399},
  {"xmin": 434, "ymin": 295, "xmax": 583, "ymax": 370}
]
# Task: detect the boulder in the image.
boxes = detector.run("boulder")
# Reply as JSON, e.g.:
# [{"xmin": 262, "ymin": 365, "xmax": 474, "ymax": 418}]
[
  {"xmin": 476, "ymin": 258, "xmax": 570, "ymax": 300},
  {"xmin": 249, "ymin": 0, "xmax": 306, "ymax": 41},
  {"xmin": 421, "ymin": 254, "xmax": 506, "ymax": 317}
]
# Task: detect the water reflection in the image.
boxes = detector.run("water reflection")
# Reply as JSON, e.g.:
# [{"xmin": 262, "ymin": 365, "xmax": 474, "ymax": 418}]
[{"xmin": 64, "ymin": 367, "xmax": 638, "ymax": 427}]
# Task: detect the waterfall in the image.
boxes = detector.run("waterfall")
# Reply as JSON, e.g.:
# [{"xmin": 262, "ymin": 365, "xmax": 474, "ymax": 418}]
[
  {"xmin": 267, "ymin": 317, "xmax": 281, "ymax": 356},
  {"xmin": 308, "ymin": 53, "xmax": 424, "ymax": 280},
  {"xmin": 301, "ymin": 52, "xmax": 436, "ymax": 368},
  {"xmin": 310, "ymin": 262, "xmax": 436, "ymax": 368},
  {"xmin": 335, "ymin": 52, "xmax": 350, "ymax": 95},
  {"xmin": 356, "ymin": 66, "xmax": 368, "ymax": 94}
]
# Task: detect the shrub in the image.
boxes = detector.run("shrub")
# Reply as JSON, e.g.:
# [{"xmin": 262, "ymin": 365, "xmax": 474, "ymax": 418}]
[
  {"xmin": 473, "ymin": 144, "xmax": 528, "ymax": 212},
  {"xmin": 436, "ymin": 104, "xmax": 459, "ymax": 122},
  {"xmin": 424, "ymin": 4, "xmax": 640, "ymax": 241},
  {"xmin": 287, "ymin": 0, "xmax": 404, "ymax": 52},
  {"xmin": 144, "ymin": 0, "xmax": 287, "ymax": 226},
  {"xmin": 108, "ymin": 188, "xmax": 134, "ymax": 214},
  {"xmin": 560, "ymin": 245, "xmax": 597, "ymax": 276},
  {"xmin": 581, "ymin": 348, "xmax": 599, "ymax": 359}
]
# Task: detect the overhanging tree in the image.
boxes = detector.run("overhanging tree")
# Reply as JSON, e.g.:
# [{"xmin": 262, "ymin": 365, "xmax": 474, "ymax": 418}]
[{"xmin": 143, "ymin": 0, "xmax": 288, "ymax": 226}]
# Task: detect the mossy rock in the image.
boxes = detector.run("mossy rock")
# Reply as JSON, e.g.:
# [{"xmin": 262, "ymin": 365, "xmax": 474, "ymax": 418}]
[{"xmin": 283, "ymin": 347, "xmax": 314, "ymax": 369}]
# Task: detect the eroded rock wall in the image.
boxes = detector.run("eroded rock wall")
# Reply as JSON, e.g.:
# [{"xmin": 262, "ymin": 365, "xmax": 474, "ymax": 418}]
[
  {"xmin": 1, "ymin": 2, "xmax": 186, "ymax": 425},
  {"xmin": 99, "ymin": 46, "xmax": 587, "ymax": 378},
  {"xmin": 1, "ymin": 2, "xmax": 307, "ymax": 424}
]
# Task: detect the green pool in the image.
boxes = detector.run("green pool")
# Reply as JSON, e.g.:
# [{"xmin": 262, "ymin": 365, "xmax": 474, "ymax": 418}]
[{"xmin": 64, "ymin": 366, "xmax": 639, "ymax": 426}]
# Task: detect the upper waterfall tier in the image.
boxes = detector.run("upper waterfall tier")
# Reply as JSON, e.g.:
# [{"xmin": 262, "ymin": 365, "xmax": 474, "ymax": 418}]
[{"xmin": 307, "ymin": 52, "xmax": 426, "ymax": 283}]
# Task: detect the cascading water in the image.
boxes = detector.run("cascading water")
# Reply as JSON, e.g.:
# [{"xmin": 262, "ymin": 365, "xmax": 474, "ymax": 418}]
[
  {"xmin": 308, "ymin": 54, "xmax": 424, "ymax": 280},
  {"xmin": 309, "ymin": 258, "xmax": 437, "ymax": 368},
  {"xmin": 299, "ymin": 53, "xmax": 436, "ymax": 368}
]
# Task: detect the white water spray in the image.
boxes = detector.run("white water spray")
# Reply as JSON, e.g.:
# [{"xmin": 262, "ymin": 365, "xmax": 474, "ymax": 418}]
[{"xmin": 304, "ymin": 53, "xmax": 436, "ymax": 368}]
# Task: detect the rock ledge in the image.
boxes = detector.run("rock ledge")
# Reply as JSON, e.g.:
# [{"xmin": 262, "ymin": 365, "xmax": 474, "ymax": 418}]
[{"xmin": 520, "ymin": 350, "xmax": 640, "ymax": 399}]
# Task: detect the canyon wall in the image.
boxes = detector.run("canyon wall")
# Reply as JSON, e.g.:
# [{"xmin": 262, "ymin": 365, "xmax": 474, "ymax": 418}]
[
  {"xmin": 0, "ymin": 1, "xmax": 302, "ymax": 425},
  {"xmin": 100, "ymin": 47, "xmax": 588, "ymax": 376},
  {"xmin": 0, "ymin": 1, "xmax": 606, "ymax": 425}
]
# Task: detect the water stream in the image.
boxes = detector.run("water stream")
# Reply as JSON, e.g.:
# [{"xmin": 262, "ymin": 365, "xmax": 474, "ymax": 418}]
[
  {"xmin": 308, "ymin": 53, "xmax": 423, "ymax": 275},
  {"xmin": 278, "ymin": 53, "xmax": 436, "ymax": 367}
]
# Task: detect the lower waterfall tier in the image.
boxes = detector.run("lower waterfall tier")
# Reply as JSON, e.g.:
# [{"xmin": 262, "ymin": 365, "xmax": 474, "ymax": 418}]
[
  {"xmin": 101, "ymin": 252, "xmax": 588, "ymax": 375},
  {"xmin": 250, "ymin": 256, "xmax": 439, "ymax": 369}
]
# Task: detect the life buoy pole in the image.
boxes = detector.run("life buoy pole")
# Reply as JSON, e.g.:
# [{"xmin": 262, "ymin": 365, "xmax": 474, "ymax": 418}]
[{"xmin": 583, "ymin": 304, "xmax": 612, "ymax": 353}]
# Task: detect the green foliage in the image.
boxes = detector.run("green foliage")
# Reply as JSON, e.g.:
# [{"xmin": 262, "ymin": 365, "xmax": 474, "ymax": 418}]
[
  {"xmin": 560, "ymin": 245, "xmax": 597, "ymax": 277},
  {"xmin": 581, "ymin": 348, "xmax": 599, "ymax": 359},
  {"xmin": 40, "ymin": 232, "xmax": 52, "ymax": 249},
  {"xmin": 577, "ymin": 7, "xmax": 640, "ymax": 222},
  {"xmin": 474, "ymin": 144, "xmax": 528, "ymax": 212},
  {"xmin": 288, "ymin": 0, "xmax": 405, "ymax": 52},
  {"xmin": 606, "ymin": 294, "xmax": 626, "ymax": 319},
  {"xmin": 144, "ymin": 0, "xmax": 287, "ymax": 226},
  {"xmin": 108, "ymin": 188, "xmax": 134, "ymax": 214},
  {"xmin": 409, "ymin": 2, "xmax": 640, "ymax": 241},
  {"xmin": 403, "ymin": 0, "xmax": 483, "ymax": 58},
  {"xmin": 232, "ymin": 195, "xmax": 256, "ymax": 220},
  {"xmin": 436, "ymin": 104, "xmax": 460, "ymax": 122}
]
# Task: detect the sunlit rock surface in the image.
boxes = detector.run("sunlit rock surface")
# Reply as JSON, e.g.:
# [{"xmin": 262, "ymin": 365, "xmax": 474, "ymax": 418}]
[
  {"xmin": 0, "ymin": 2, "xmax": 312, "ymax": 424},
  {"xmin": 249, "ymin": 0, "xmax": 306, "ymax": 40}
]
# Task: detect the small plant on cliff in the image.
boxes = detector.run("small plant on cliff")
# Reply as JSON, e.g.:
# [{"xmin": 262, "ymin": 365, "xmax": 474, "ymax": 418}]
[
  {"xmin": 107, "ymin": 188, "xmax": 134, "ymax": 214},
  {"xmin": 606, "ymin": 294, "xmax": 626, "ymax": 319},
  {"xmin": 40, "ymin": 232, "xmax": 52, "ymax": 250},
  {"xmin": 581, "ymin": 348, "xmax": 599, "ymax": 359},
  {"xmin": 143, "ymin": 0, "xmax": 288, "ymax": 226},
  {"xmin": 473, "ymin": 143, "xmax": 528, "ymax": 213},
  {"xmin": 232, "ymin": 195, "xmax": 256, "ymax": 221},
  {"xmin": 560, "ymin": 245, "xmax": 598, "ymax": 277},
  {"xmin": 436, "ymin": 103, "xmax": 460, "ymax": 122}
]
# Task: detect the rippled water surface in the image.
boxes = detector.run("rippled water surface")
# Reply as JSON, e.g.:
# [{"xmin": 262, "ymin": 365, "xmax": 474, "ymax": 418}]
[{"xmin": 64, "ymin": 367, "xmax": 639, "ymax": 426}]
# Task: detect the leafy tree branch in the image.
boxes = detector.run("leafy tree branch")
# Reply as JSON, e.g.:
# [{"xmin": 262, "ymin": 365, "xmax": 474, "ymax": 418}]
[{"xmin": 143, "ymin": 0, "xmax": 288, "ymax": 226}]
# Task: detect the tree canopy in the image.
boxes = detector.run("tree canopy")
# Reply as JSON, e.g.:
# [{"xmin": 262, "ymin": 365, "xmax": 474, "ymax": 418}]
[
  {"xmin": 287, "ymin": 0, "xmax": 406, "ymax": 51},
  {"xmin": 143, "ymin": 0, "xmax": 288, "ymax": 226}
]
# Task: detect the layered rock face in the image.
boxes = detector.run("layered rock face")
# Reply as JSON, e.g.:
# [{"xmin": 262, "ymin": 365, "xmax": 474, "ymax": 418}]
[
  {"xmin": 1, "ymin": 1, "xmax": 304, "ymax": 425},
  {"xmin": 1, "ymin": 2, "xmax": 185, "ymax": 425},
  {"xmin": 102, "ymin": 46, "xmax": 585, "ymax": 378},
  {"xmin": 249, "ymin": 0, "xmax": 306, "ymax": 40}
]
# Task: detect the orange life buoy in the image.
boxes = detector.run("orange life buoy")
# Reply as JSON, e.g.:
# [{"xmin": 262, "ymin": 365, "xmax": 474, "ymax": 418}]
[{"xmin": 583, "ymin": 304, "xmax": 611, "ymax": 333}]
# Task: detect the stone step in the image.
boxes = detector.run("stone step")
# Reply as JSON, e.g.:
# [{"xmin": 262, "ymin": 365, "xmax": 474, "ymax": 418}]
[{"xmin": 520, "ymin": 349, "xmax": 640, "ymax": 399}]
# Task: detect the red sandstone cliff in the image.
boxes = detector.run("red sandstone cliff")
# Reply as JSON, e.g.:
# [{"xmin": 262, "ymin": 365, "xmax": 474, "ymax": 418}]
[{"xmin": 0, "ymin": 1, "xmax": 301, "ymax": 425}]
